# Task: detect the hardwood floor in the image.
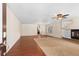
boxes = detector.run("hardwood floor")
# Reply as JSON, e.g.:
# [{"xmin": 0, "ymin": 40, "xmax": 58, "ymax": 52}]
[
  {"xmin": 6, "ymin": 36, "xmax": 46, "ymax": 56},
  {"xmin": 6, "ymin": 35, "xmax": 79, "ymax": 56}
]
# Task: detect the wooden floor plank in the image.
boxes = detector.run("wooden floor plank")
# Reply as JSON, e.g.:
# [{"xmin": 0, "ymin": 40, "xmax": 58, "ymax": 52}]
[{"xmin": 6, "ymin": 36, "xmax": 46, "ymax": 56}]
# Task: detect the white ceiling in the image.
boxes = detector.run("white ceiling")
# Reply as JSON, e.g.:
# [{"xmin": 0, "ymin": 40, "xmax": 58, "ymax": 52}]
[{"xmin": 7, "ymin": 3, "xmax": 79, "ymax": 24}]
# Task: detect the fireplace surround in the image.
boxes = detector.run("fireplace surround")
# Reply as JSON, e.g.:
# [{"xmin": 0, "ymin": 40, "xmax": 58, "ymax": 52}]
[{"xmin": 71, "ymin": 29, "xmax": 79, "ymax": 39}]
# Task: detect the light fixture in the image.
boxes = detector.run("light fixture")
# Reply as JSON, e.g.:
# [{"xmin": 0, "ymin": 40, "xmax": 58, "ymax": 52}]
[
  {"xmin": 57, "ymin": 14, "xmax": 64, "ymax": 20},
  {"xmin": 52, "ymin": 9, "xmax": 69, "ymax": 20}
]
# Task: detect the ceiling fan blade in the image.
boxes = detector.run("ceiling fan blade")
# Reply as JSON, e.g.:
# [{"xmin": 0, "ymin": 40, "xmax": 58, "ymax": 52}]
[{"xmin": 63, "ymin": 14, "xmax": 69, "ymax": 17}]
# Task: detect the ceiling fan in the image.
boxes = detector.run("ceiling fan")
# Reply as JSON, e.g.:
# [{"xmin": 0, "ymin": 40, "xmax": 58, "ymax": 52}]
[{"xmin": 52, "ymin": 13, "xmax": 69, "ymax": 20}]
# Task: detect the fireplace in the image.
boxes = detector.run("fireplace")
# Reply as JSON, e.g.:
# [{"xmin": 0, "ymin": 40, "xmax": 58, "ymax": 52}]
[{"xmin": 71, "ymin": 29, "xmax": 79, "ymax": 39}]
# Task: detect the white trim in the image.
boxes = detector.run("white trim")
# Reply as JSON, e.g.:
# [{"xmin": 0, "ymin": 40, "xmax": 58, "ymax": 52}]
[{"xmin": 6, "ymin": 36, "xmax": 20, "ymax": 54}]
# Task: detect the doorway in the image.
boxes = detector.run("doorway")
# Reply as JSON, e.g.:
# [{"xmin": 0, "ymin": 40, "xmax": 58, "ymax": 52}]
[{"xmin": 0, "ymin": 3, "xmax": 7, "ymax": 56}]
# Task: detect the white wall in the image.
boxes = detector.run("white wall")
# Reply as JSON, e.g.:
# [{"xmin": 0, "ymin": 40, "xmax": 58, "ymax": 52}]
[
  {"xmin": 37, "ymin": 24, "xmax": 46, "ymax": 35},
  {"xmin": 46, "ymin": 24, "xmax": 53, "ymax": 36},
  {"xmin": 0, "ymin": 3, "xmax": 2, "ymax": 43},
  {"xmin": 71, "ymin": 16, "xmax": 79, "ymax": 29},
  {"xmin": 6, "ymin": 6, "xmax": 21, "ymax": 52},
  {"xmin": 21, "ymin": 24, "xmax": 37, "ymax": 36},
  {"xmin": 46, "ymin": 22, "xmax": 62, "ymax": 38},
  {"xmin": 21, "ymin": 24, "xmax": 46, "ymax": 36}
]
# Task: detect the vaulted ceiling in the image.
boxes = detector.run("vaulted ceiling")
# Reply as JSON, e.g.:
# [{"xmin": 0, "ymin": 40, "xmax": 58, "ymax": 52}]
[{"xmin": 7, "ymin": 3, "xmax": 79, "ymax": 24}]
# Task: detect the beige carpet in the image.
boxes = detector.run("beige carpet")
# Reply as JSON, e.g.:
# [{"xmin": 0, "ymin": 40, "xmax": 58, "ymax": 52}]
[{"xmin": 34, "ymin": 37, "xmax": 79, "ymax": 56}]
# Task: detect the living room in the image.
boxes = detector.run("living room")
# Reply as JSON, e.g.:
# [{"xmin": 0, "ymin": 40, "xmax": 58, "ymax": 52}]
[{"xmin": 0, "ymin": 3, "xmax": 79, "ymax": 56}]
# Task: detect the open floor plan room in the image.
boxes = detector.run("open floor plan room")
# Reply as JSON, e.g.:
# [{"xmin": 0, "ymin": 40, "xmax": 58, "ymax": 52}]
[{"xmin": 0, "ymin": 3, "xmax": 79, "ymax": 56}]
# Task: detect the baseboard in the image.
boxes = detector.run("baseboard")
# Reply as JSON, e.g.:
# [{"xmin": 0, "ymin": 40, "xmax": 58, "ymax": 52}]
[
  {"xmin": 21, "ymin": 35, "xmax": 48, "ymax": 37},
  {"xmin": 62, "ymin": 37, "xmax": 71, "ymax": 40},
  {"xmin": 46, "ymin": 35, "xmax": 66, "ymax": 39},
  {"xmin": 5, "ymin": 36, "xmax": 21, "ymax": 55},
  {"xmin": 46, "ymin": 35, "xmax": 54, "ymax": 37}
]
